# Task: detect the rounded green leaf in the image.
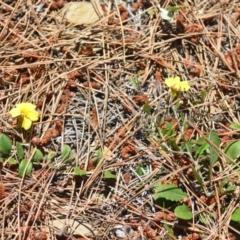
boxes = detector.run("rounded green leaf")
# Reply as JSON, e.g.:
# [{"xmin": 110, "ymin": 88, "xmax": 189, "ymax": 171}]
[
  {"xmin": 18, "ymin": 159, "xmax": 33, "ymax": 177},
  {"xmin": 33, "ymin": 149, "xmax": 43, "ymax": 162},
  {"xmin": 136, "ymin": 165, "xmax": 144, "ymax": 176},
  {"xmin": 8, "ymin": 157, "xmax": 18, "ymax": 165},
  {"xmin": 16, "ymin": 142, "xmax": 24, "ymax": 159},
  {"xmin": 0, "ymin": 134, "xmax": 12, "ymax": 155},
  {"xmin": 153, "ymin": 183, "xmax": 187, "ymax": 202},
  {"xmin": 174, "ymin": 204, "xmax": 193, "ymax": 220},
  {"xmin": 231, "ymin": 208, "xmax": 240, "ymax": 222},
  {"xmin": 224, "ymin": 141, "xmax": 240, "ymax": 161},
  {"xmin": 61, "ymin": 145, "xmax": 73, "ymax": 161},
  {"xmin": 143, "ymin": 104, "xmax": 152, "ymax": 115}
]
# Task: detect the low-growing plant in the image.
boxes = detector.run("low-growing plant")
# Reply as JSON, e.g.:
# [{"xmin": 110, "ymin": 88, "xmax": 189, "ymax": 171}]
[
  {"xmin": 0, "ymin": 134, "xmax": 43, "ymax": 177},
  {"xmin": 0, "ymin": 133, "xmax": 74, "ymax": 177},
  {"xmin": 145, "ymin": 102, "xmax": 240, "ymax": 228},
  {"xmin": 153, "ymin": 182, "xmax": 192, "ymax": 220}
]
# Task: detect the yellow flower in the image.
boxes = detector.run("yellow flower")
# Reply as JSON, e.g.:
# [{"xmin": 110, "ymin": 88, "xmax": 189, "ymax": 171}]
[
  {"xmin": 165, "ymin": 76, "xmax": 190, "ymax": 92},
  {"xmin": 9, "ymin": 103, "xmax": 39, "ymax": 130}
]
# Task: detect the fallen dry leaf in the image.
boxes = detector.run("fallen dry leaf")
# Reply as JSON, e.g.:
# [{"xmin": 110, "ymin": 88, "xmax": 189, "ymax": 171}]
[{"xmin": 59, "ymin": 1, "xmax": 103, "ymax": 25}]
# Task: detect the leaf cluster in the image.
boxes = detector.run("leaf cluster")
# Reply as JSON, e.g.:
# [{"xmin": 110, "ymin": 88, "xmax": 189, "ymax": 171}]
[{"xmin": 0, "ymin": 134, "xmax": 74, "ymax": 177}]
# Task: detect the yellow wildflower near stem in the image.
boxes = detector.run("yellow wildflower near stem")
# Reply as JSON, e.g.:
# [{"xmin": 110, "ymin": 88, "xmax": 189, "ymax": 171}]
[
  {"xmin": 165, "ymin": 76, "xmax": 190, "ymax": 92},
  {"xmin": 9, "ymin": 103, "xmax": 39, "ymax": 130}
]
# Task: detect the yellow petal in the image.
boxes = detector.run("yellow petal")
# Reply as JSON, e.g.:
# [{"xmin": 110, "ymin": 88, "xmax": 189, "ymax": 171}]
[
  {"xmin": 165, "ymin": 76, "xmax": 190, "ymax": 92},
  {"xmin": 165, "ymin": 77, "xmax": 180, "ymax": 88},
  {"xmin": 173, "ymin": 76, "xmax": 181, "ymax": 82},
  {"xmin": 22, "ymin": 117, "xmax": 32, "ymax": 130},
  {"xmin": 9, "ymin": 107, "xmax": 21, "ymax": 118},
  {"xmin": 26, "ymin": 110, "xmax": 39, "ymax": 121},
  {"xmin": 19, "ymin": 103, "xmax": 37, "ymax": 111},
  {"xmin": 180, "ymin": 81, "xmax": 190, "ymax": 91},
  {"xmin": 17, "ymin": 103, "xmax": 39, "ymax": 121}
]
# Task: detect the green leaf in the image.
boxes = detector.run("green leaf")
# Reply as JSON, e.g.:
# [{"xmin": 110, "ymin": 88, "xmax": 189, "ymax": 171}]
[
  {"xmin": 169, "ymin": 139, "xmax": 180, "ymax": 151},
  {"xmin": 221, "ymin": 185, "xmax": 236, "ymax": 194},
  {"xmin": 147, "ymin": 8, "xmax": 158, "ymax": 17},
  {"xmin": 0, "ymin": 134, "xmax": 12, "ymax": 155},
  {"xmin": 153, "ymin": 183, "xmax": 187, "ymax": 202},
  {"xmin": 219, "ymin": 178, "xmax": 229, "ymax": 190},
  {"xmin": 184, "ymin": 141, "xmax": 193, "ymax": 159},
  {"xmin": 137, "ymin": 70, "xmax": 142, "ymax": 77},
  {"xmin": 165, "ymin": 122, "xmax": 173, "ymax": 131},
  {"xmin": 61, "ymin": 145, "xmax": 71, "ymax": 159},
  {"xmin": 201, "ymin": 91, "xmax": 207, "ymax": 100},
  {"xmin": 195, "ymin": 137, "xmax": 208, "ymax": 145},
  {"xmin": 195, "ymin": 138, "xmax": 209, "ymax": 158},
  {"xmin": 73, "ymin": 166, "xmax": 87, "ymax": 176},
  {"xmin": 97, "ymin": 149, "xmax": 103, "ymax": 160},
  {"xmin": 174, "ymin": 100, "xmax": 181, "ymax": 110},
  {"xmin": 7, "ymin": 157, "xmax": 18, "ymax": 165},
  {"xmin": 136, "ymin": 166, "xmax": 143, "ymax": 176},
  {"xmin": 16, "ymin": 142, "xmax": 24, "ymax": 159},
  {"xmin": 103, "ymin": 170, "xmax": 116, "ymax": 179},
  {"xmin": 129, "ymin": 76, "xmax": 138, "ymax": 88},
  {"xmin": 167, "ymin": 5, "xmax": 183, "ymax": 12},
  {"xmin": 47, "ymin": 151, "xmax": 56, "ymax": 161},
  {"xmin": 18, "ymin": 159, "xmax": 33, "ymax": 177},
  {"xmin": 93, "ymin": 158, "xmax": 100, "ymax": 167},
  {"xmin": 199, "ymin": 214, "xmax": 213, "ymax": 224},
  {"xmin": 163, "ymin": 224, "xmax": 174, "ymax": 239},
  {"xmin": 219, "ymin": 177, "xmax": 236, "ymax": 195},
  {"xmin": 174, "ymin": 204, "xmax": 193, "ymax": 220},
  {"xmin": 48, "ymin": 163, "xmax": 57, "ymax": 169},
  {"xmin": 143, "ymin": 104, "xmax": 151, "ymax": 115},
  {"xmin": 0, "ymin": 158, "xmax": 3, "ymax": 163},
  {"xmin": 33, "ymin": 149, "xmax": 43, "ymax": 162},
  {"xmin": 231, "ymin": 208, "xmax": 240, "ymax": 222},
  {"xmin": 161, "ymin": 122, "xmax": 176, "ymax": 138},
  {"xmin": 93, "ymin": 149, "xmax": 103, "ymax": 167},
  {"xmin": 192, "ymin": 167, "xmax": 203, "ymax": 185},
  {"xmin": 159, "ymin": 7, "xmax": 173, "ymax": 20},
  {"xmin": 209, "ymin": 131, "xmax": 220, "ymax": 181},
  {"xmin": 196, "ymin": 142, "xmax": 209, "ymax": 158},
  {"xmin": 224, "ymin": 141, "xmax": 240, "ymax": 162},
  {"xmin": 192, "ymin": 99, "xmax": 203, "ymax": 104},
  {"xmin": 61, "ymin": 145, "xmax": 73, "ymax": 161},
  {"xmin": 136, "ymin": 164, "xmax": 146, "ymax": 176},
  {"xmin": 209, "ymin": 130, "xmax": 220, "ymax": 166},
  {"xmin": 230, "ymin": 123, "xmax": 240, "ymax": 130}
]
